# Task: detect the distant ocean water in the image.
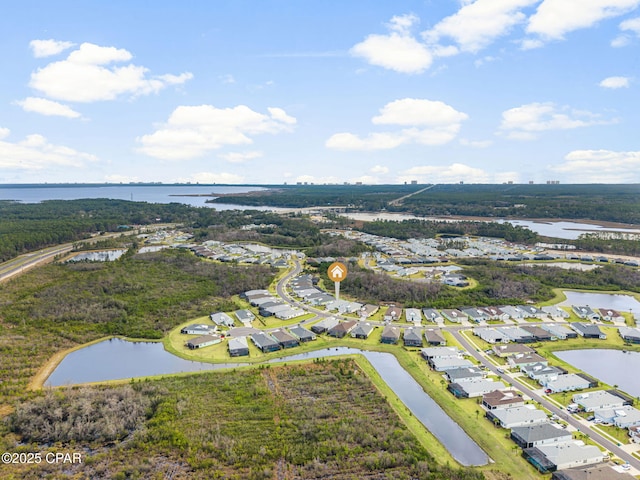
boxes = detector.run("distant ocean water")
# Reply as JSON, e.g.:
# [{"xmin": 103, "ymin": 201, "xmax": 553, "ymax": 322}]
[{"xmin": 0, "ymin": 184, "xmax": 271, "ymax": 210}]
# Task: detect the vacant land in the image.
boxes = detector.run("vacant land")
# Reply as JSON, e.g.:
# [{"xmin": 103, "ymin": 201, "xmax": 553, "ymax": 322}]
[{"xmin": 0, "ymin": 360, "xmax": 485, "ymax": 480}]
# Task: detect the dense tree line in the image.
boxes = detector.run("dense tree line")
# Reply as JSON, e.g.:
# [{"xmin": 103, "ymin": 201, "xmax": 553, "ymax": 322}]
[{"xmin": 358, "ymin": 218, "xmax": 540, "ymax": 243}]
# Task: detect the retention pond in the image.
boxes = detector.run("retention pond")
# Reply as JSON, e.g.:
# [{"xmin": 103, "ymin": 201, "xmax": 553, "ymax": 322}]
[{"xmin": 45, "ymin": 339, "xmax": 488, "ymax": 466}]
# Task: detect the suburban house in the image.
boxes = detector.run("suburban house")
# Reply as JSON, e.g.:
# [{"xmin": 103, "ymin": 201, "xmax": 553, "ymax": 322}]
[
  {"xmin": 520, "ymin": 305, "xmax": 547, "ymax": 320},
  {"xmin": 234, "ymin": 309, "xmax": 255, "ymax": 326},
  {"xmin": 521, "ymin": 363, "xmax": 565, "ymax": 384},
  {"xmin": 185, "ymin": 334, "xmax": 222, "ymax": 350},
  {"xmin": 380, "ymin": 325, "xmax": 401, "ymax": 344},
  {"xmin": 594, "ymin": 405, "xmax": 640, "ymax": 428},
  {"xmin": 271, "ymin": 329, "xmax": 300, "ymax": 349},
  {"xmin": 448, "ymin": 379, "xmax": 506, "ymax": 398},
  {"xmin": 250, "ymin": 332, "xmax": 281, "ymax": 353},
  {"xmin": 405, "ymin": 308, "xmax": 422, "ymax": 324},
  {"xmin": 486, "ymin": 405, "xmax": 548, "ymax": 429},
  {"xmin": 360, "ymin": 304, "xmax": 379, "ymax": 318},
  {"xmin": 289, "ymin": 325, "xmax": 316, "ymax": 343},
  {"xmin": 228, "ymin": 336, "xmax": 249, "ymax": 357},
  {"xmin": 431, "ymin": 357, "xmax": 475, "ymax": 372},
  {"xmin": 570, "ymin": 323, "xmax": 606, "ymax": 339},
  {"xmin": 551, "ymin": 465, "xmax": 636, "ymax": 480},
  {"xmin": 541, "ymin": 324, "xmax": 577, "ymax": 340},
  {"xmin": 474, "ymin": 327, "xmax": 505, "ymax": 344},
  {"xmin": 351, "ymin": 322, "xmax": 374, "ymax": 339},
  {"xmin": 507, "ymin": 353, "xmax": 548, "ymax": 370},
  {"xmin": 403, "ymin": 328, "xmax": 423, "ymax": 347},
  {"xmin": 511, "ymin": 423, "xmax": 573, "ymax": 449},
  {"xmin": 310, "ymin": 317, "xmax": 339, "ymax": 334},
  {"xmin": 181, "ymin": 323, "xmax": 216, "ymax": 335},
  {"xmin": 541, "ymin": 306, "xmax": 571, "ymax": 321},
  {"xmin": 521, "ymin": 325, "xmax": 554, "ymax": 342},
  {"xmin": 629, "ymin": 425, "xmax": 640, "ymax": 443},
  {"xmin": 493, "ymin": 344, "xmax": 534, "ymax": 358},
  {"xmin": 544, "ymin": 373, "xmax": 595, "ymax": 393},
  {"xmin": 501, "ymin": 305, "xmax": 526, "ymax": 321},
  {"xmin": 571, "ymin": 305, "xmax": 601, "ymax": 322},
  {"xmin": 424, "ymin": 328, "xmax": 446, "ymax": 345},
  {"xmin": 482, "ymin": 390, "xmax": 524, "ymax": 410},
  {"xmin": 421, "ymin": 346, "xmax": 462, "ymax": 360},
  {"xmin": 496, "ymin": 326, "xmax": 535, "ymax": 343},
  {"xmin": 523, "ymin": 442, "xmax": 604, "ymax": 473},
  {"xmin": 210, "ymin": 312, "xmax": 235, "ymax": 327},
  {"xmin": 441, "ymin": 309, "xmax": 467, "ymax": 323},
  {"xmin": 422, "ymin": 308, "xmax": 444, "ymax": 323},
  {"xmin": 384, "ymin": 305, "xmax": 402, "ymax": 322},
  {"xmin": 598, "ymin": 308, "xmax": 624, "ymax": 323},
  {"xmin": 481, "ymin": 306, "xmax": 511, "ymax": 322},
  {"xmin": 572, "ymin": 390, "xmax": 628, "ymax": 412},
  {"xmin": 619, "ymin": 327, "xmax": 640, "ymax": 344},
  {"xmin": 460, "ymin": 307, "xmax": 490, "ymax": 323},
  {"xmin": 328, "ymin": 320, "xmax": 357, "ymax": 338},
  {"xmin": 445, "ymin": 366, "xmax": 484, "ymax": 383},
  {"xmin": 242, "ymin": 289, "xmax": 269, "ymax": 299}
]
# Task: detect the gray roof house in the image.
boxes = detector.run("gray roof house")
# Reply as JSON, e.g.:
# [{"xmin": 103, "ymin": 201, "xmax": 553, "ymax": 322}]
[
  {"xmin": 405, "ymin": 308, "xmax": 422, "ymax": 324},
  {"xmin": 474, "ymin": 327, "xmax": 506, "ymax": 344},
  {"xmin": 541, "ymin": 324, "xmax": 577, "ymax": 340},
  {"xmin": 422, "ymin": 308, "xmax": 443, "ymax": 323},
  {"xmin": 521, "ymin": 325, "xmax": 554, "ymax": 341},
  {"xmin": 486, "ymin": 405, "xmax": 548, "ymax": 429},
  {"xmin": 234, "ymin": 309, "xmax": 255, "ymax": 325},
  {"xmin": 351, "ymin": 322, "xmax": 374, "ymax": 339},
  {"xmin": 572, "ymin": 305, "xmax": 601, "ymax": 321},
  {"xmin": 501, "ymin": 305, "xmax": 526, "ymax": 320},
  {"xmin": 507, "ymin": 353, "xmax": 548, "ymax": 370},
  {"xmin": 210, "ymin": 312, "xmax": 235, "ymax": 327},
  {"xmin": 551, "ymin": 465, "xmax": 636, "ymax": 480},
  {"xmin": 424, "ymin": 328, "xmax": 446, "ymax": 345},
  {"xmin": 521, "ymin": 363, "xmax": 565, "ymax": 384},
  {"xmin": 431, "ymin": 357, "xmax": 475, "ymax": 372},
  {"xmin": 572, "ymin": 390, "xmax": 627, "ymax": 412},
  {"xmin": 181, "ymin": 323, "xmax": 216, "ymax": 335},
  {"xmin": 496, "ymin": 326, "xmax": 535, "ymax": 343},
  {"xmin": 544, "ymin": 374, "xmax": 594, "ymax": 393},
  {"xmin": 251, "ymin": 332, "xmax": 281, "ymax": 353},
  {"xmin": 445, "ymin": 366, "xmax": 484, "ymax": 383},
  {"xmin": 310, "ymin": 317, "xmax": 339, "ymax": 334},
  {"xmin": 481, "ymin": 306, "xmax": 510, "ymax": 322},
  {"xmin": 619, "ymin": 326, "xmax": 640, "ymax": 344},
  {"xmin": 421, "ymin": 346, "xmax": 462, "ymax": 360},
  {"xmin": 570, "ymin": 323, "xmax": 606, "ymax": 339},
  {"xmin": 289, "ymin": 325, "xmax": 316, "ymax": 342},
  {"xmin": 594, "ymin": 405, "xmax": 640, "ymax": 428},
  {"xmin": 441, "ymin": 309, "xmax": 467, "ymax": 323},
  {"xmin": 448, "ymin": 379, "xmax": 506, "ymax": 398},
  {"xmin": 271, "ymin": 329, "xmax": 300, "ymax": 349},
  {"xmin": 460, "ymin": 307, "xmax": 490, "ymax": 323},
  {"xmin": 541, "ymin": 306, "xmax": 570, "ymax": 320},
  {"xmin": 511, "ymin": 422, "xmax": 573, "ymax": 448},
  {"xmin": 403, "ymin": 327, "xmax": 423, "ymax": 347},
  {"xmin": 185, "ymin": 334, "xmax": 222, "ymax": 350},
  {"xmin": 524, "ymin": 442, "xmax": 604, "ymax": 473},
  {"xmin": 493, "ymin": 344, "xmax": 535, "ymax": 357},
  {"xmin": 228, "ymin": 336, "xmax": 249, "ymax": 357},
  {"xmin": 380, "ymin": 325, "xmax": 401, "ymax": 344}
]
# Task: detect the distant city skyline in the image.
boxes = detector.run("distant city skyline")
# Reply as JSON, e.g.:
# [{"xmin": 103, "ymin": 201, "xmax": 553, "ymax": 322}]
[{"xmin": 1, "ymin": 1, "xmax": 639, "ymax": 184}]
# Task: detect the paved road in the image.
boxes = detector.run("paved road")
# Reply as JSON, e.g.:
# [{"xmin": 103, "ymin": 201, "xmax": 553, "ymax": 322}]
[
  {"xmin": 388, "ymin": 183, "xmax": 438, "ymax": 206},
  {"xmin": 451, "ymin": 329, "xmax": 640, "ymax": 471},
  {"xmin": 0, "ymin": 244, "xmax": 74, "ymax": 283}
]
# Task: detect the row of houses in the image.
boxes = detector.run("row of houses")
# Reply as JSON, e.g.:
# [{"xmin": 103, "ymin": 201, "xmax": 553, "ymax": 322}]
[
  {"xmin": 572, "ymin": 305, "xmax": 625, "ymax": 323},
  {"xmin": 474, "ymin": 322, "xmax": 606, "ymax": 345},
  {"xmin": 190, "ymin": 241, "xmax": 296, "ymax": 268},
  {"xmin": 231, "ymin": 325, "xmax": 319, "ymax": 356},
  {"xmin": 241, "ymin": 289, "xmax": 306, "ymax": 321}
]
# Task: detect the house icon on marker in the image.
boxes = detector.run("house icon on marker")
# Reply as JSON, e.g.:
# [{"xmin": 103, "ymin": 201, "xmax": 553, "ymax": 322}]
[{"xmin": 328, "ymin": 262, "xmax": 347, "ymax": 282}]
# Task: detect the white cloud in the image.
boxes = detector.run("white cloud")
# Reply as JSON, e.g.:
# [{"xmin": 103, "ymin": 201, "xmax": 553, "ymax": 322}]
[
  {"xmin": 550, "ymin": 149, "xmax": 640, "ymax": 182},
  {"xmin": 398, "ymin": 163, "xmax": 492, "ymax": 183},
  {"xmin": 29, "ymin": 39, "xmax": 75, "ymax": 58},
  {"xmin": 527, "ymin": 0, "xmax": 640, "ymax": 40},
  {"xmin": 424, "ymin": 0, "xmax": 538, "ymax": 53},
  {"xmin": 371, "ymin": 165, "xmax": 389, "ymax": 174},
  {"xmin": 15, "ymin": 97, "xmax": 82, "ymax": 118},
  {"xmin": 520, "ymin": 38, "xmax": 545, "ymax": 49},
  {"xmin": 176, "ymin": 172, "xmax": 245, "ymax": 184},
  {"xmin": 372, "ymin": 98, "xmax": 468, "ymax": 126},
  {"xmin": 327, "ymin": 98, "xmax": 467, "ymax": 151},
  {"xmin": 0, "ymin": 128, "xmax": 97, "ymax": 170},
  {"xmin": 29, "ymin": 42, "xmax": 193, "ymax": 102},
  {"xmin": 460, "ymin": 138, "xmax": 493, "ymax": 148},
  {"xmin": 499, "ymin": 102, "xmax": 613, "ymax": 139},
  {"xmin": 137, "ymin": 104, "xmax": 296, "ymax": 160},
  {"xmin": 325, "ymin": 132, "xmax": 406, "ymax": 151},
  {"xmin": 350, "ymin": 14, "xmax": 433, "ymax": 73},
  {"xmin": 219, "ymin": 74, "xmax": 236, "ymax": 84},
  {"xmin": 620, "ymin": 15, "xmax": 640, "ymax": 32},
  {"xmin": 599, "ymin": 76, "xmax": 631, "ymax": 88},
  {"xmin": 218, "ymin": 151, "xmax": 263, "ymax": 163}
]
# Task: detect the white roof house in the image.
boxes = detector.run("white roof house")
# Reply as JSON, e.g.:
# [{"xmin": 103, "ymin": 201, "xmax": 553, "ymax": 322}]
[
  {"xmin": 488, "ymin": 405, "xmax": 548, "ymax": 429},
  {"xmin": 594, "ymin": 405, "xmax": 640, "ymax": 428},
  {"xmin": 572, "ymin": 390, "xmax": 626, "ymax": 412},
  {"xmin": 533, "ymin": 442, "xmax": 604, "ymax": 471},
  {"xmin": 544, "ymin": 374, "xmax": 592, "ymax": 393},
  {"xmin": 210, "ymin": 312, "xmax": 235, "ymax": 327}
]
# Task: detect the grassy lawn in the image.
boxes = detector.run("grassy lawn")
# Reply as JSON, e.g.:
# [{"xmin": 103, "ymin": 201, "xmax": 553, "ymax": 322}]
[{"xmin": 595, "ymin": 425, "xmax": 631, "ymax": 445}]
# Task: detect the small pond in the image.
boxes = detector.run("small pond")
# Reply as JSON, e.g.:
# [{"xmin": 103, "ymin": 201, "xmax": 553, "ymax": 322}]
[
  {"xmin": 555, "ymin": 349, "xmax": 640, "ymax": 398},
  {"xmin": 45, "ymin": 339, "xmax": 488, "ymax": 466},
  {"xmin": 558, "ymin": 291, "xmax": 640, "ymax": 313}
]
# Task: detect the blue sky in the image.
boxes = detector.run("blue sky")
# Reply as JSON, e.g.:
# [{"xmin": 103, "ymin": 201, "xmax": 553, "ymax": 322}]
[{"xmin": 1, "ymin": 0, "xmax": 639, "ymax": 185}]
